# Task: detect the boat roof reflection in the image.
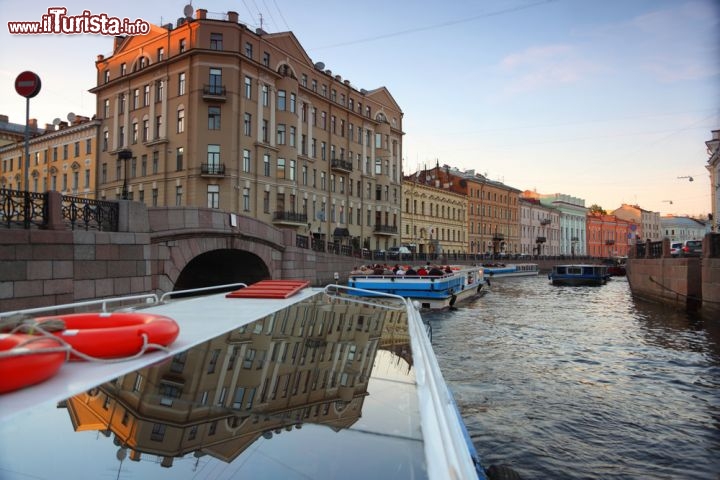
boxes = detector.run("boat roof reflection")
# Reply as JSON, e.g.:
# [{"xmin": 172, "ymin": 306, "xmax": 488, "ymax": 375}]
[{"xmin": 0, "ymin": 288, "xmax": 468, "ymax": 479}]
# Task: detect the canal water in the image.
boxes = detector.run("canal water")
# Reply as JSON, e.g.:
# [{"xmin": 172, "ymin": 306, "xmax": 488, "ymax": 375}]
[{"xmin": 424, "ymin": 275, "xmax": 720, "ymax": 480}]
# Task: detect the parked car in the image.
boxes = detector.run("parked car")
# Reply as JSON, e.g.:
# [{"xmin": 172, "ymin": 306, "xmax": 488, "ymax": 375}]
[
  {"xmin": 670, "ymin": 242, "xmax": 682, "ymax": 257},
  {"xmin": 681, "ymin": 240, "xmax": 702, "ymax": 257},
  {"xmin": 387, "ymin": 246, "xmax": 412, "ymax": 260}
]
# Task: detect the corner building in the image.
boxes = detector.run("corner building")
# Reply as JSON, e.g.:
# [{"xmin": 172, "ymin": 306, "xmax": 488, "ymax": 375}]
[{"xmin": 91, "ymin": 8, "xmax": 403, "ymax": 251}]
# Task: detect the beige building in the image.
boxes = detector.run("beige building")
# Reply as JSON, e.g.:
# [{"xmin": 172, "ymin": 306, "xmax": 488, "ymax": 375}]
[
  {"xmin": 0, "ymin": 115, "xmax": 99, "ymax": 197},
  {"xmin": 90, "ymin": 8, "xmax": 403, "ymax": 251},
  {"xmin": 707, "ymin": 129, "xmax": 719, "ymax": 232},
  {"xmin": 401, "ymin": 178, "xmax": 468, "ymax": 256},
  {"xmin": 611, "ymin": 203, "xmax": 661, "ymax": 242},
  {"xmin": 519, "ymin": 197, "xmax": 560, "ymax": 257}
]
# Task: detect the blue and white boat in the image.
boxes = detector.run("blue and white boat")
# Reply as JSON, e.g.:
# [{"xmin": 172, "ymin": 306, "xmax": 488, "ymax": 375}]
[
  {"xmin": 483, "ymin": 263, "xmax": 539, "ymax": 279},
  {"xmin": 548, "ymin": 264, "xmax": 610, "ymax": 286},
  {"xmin": 347, "ymin": 265, "xmax": 486, "ymax": 310},
  {"xmin": 0, "ymin": 282, "xmax": 508, "ymax": 480}
]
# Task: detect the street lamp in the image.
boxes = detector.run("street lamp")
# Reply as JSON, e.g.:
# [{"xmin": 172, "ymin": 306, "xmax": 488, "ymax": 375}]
[{"xmin": 118, "ymin": 148, "xmax": 132, "ymax": 200}]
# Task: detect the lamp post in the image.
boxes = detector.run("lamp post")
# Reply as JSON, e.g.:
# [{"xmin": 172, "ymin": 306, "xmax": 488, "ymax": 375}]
[{"xmin": 118, "ymin": 148, "xmax": 132, "ymax": 200}]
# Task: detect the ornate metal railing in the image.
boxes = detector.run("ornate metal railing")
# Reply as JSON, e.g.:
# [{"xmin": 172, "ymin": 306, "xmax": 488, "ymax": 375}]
[
  {"xmin": 62, "ymin": 196, "xmax": 118, "ymax": 231},
  {"xmin": 1, "ymin": 188, "xmax": 46, "ymax": 229}
]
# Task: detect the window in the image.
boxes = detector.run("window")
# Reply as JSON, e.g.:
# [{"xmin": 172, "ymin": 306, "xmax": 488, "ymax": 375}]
[
  {"xmin": 178, "ymin": 72, "xmax": 186, "ymax": 95},
  {"xmin": 176, "ymin": 147, "xmax": 183, "ymax": 171},
  {"xmin": 208, "ymin": 106, "xmax": 220, "ymax": 130},
  {"xmin": 245, "ymin": 41, "xmax": 253, "ymax": 58},
  {"xmin": 208, "ymin": 68, "xmax": 222, "ymax": 95},
  {"xmin": 242, "ymin": 150, "xmax": 251, "ymax": 172},
  {"xmin": 263, "ymin": 191, "xmax": 270, "ymax": 213},
  {"xmin": 207, "ymin": 144, "xmax": 220, "ymax": 171},
  {"xmin": 290, "ymin": 126, "xmax": 296, "ymax": 147},
  {"xmin": 176, "ymin": 186, "xmax": 182, "ymax": 206},
  {"xmin": 244, "ymin": 76, "xmax": 252, "ymax": 99},
  {"xmin": 85, "ymin": 139, "xmax": 92, "ymax": 154},
  {"xmin": 142, "ymin": 119, "xmax": 149, "ymax": 142},
  {"xmin": 102, "ymin": 131, "xmax": 108, "ymax": 151},
  {"xmin": 243, "ymin": 188, "xmax": 250, "ymax": 211},
  {"xmin": 152, "ymin": 151, "xmax": 159, "ymax": 174},
  {"xmin": 301, "ymin": 74, "xmax": 307, "ymax": 87},
  {"xmin": 156, "ymin": 80, "xmax": 163, "ymax": 102},
  {"xmin": 263, "ymin": 51, "xmax": 270, "ymax": 67},
  {"xmin": 155, "ymin": 115, "xmax": 162, "ymax": 138},
  {"xmin": 289, "ymin": 160, "xmax": 296, "ymax": 181},
  {"xmin": 119, "ymin": 93, "xmax": 125, "ymax": 113},
  {"xmin": 277, "ymin": 90, "xmax": 286, "ymax": 110},
  {"xmin": 144, "ymin": 85, "xmax": 150, "ymax": 106},
  {"xmin": 103, "ymin": 99, "xmax": 110, "ymax": 118},
  {"xmin": 207, "ymin": 184, "xmax": 219, "ymax": 209},
  {"xmin": 243, "ymin": 113, "xmax": 251, "ymax": 136},
  {"xmin": 210, "ymin": 32, "xmax": 223, "ymax": 50},
  {"xmin": 262, "ymin": 120, "xmax": 268, "ymax": 143},
  {"xmin": 263, "ymin": 154, "xmax": 270, "ymax": 176},
  {"xmin": 141, "ymin": 154, "xmax": 147, "ymax": 175},
  {"xmin": 277, "ymin": 158, "xmax": 285, "ymax": 179},
  {"xmin": 74, "ymin": 141, "xmax": 80, "ymax": 157},
  {"xmin": 120, "ymin": 63, "xmax": 126, "ymax": 76},
  {"xmin": 262, "ymin": 85, "xmax": 269, "ymax": 106},
  {"xmin": 132, "ymin": 122, "xmax": 138, "ymax": 143},
  {"xmin": 132, "ymin": 89, "xmax": 139, "ymax": 109},
  {"xmin": 103, "ymin": 70, "xmax": 110, "ymax": 83},
  {"xmin": 179, "ymin": 38, "xmax": 186, "ymax": 53},
  {"xmin": 177, "ymin": 108, "xmax": 185, "ymax": 133},
  {"xmin": 157, "ymin": 47, "xmax": 164, "ymax": 61},
  {"xmin": 290, "ymin": 93, "xmax": 296, "ymax": 113},
  {"xmin": 277, "ymin": 124, "xmax": 286, "ymax": 144}
]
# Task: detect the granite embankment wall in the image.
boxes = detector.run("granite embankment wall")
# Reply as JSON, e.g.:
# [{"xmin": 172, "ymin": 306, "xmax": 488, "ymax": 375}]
[{"xmin": 626, "ymin": 233, "xmax": 720, "ymax": 320}]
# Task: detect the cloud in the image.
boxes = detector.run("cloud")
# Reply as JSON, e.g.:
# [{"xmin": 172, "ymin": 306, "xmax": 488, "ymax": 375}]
[{"xmin": 496, "ymin": 44, "xmax": 602, "ymax": 96}]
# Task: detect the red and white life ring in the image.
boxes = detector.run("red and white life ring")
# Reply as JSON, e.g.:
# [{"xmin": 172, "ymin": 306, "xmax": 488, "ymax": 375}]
[
  {"xmin": 0, "ymin": 333, "xmax": 66, "ymax": 393},
  {"xmin": 34, "ymin": 312, "xmax": 180, "ymax": 360}
]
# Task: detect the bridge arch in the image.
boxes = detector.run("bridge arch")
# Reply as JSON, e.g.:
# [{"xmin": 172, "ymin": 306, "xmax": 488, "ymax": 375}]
[{"xmin": 174, "ymin": 249, "xmax": 271, "ymax": 291}]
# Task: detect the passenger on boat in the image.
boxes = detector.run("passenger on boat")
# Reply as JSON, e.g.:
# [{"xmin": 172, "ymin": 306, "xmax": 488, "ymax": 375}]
[
  {"xmin": 405, "ymin": 267, "xmax": 418, "ymax": 275},
  {"xmin": 373, "ymin": 264, "xmax": 385, "ymax": 275},
  {"xmin": 417, "ymin": 266, "xmax": 428, "ymax": 276},
  {"xmin": 428, "ymin": 266, "xmax": 444, "ymax": 276},
  {"xmin": 444, "ymin": 265, "xmax": 453, "ymax": 274},
  {"xmin": 350, "ymin": 266, "xmax": 364, "ymax": 275},
  {"xmin": 395, "ymin": 265, "xmax": 406, "ymax": 275}
]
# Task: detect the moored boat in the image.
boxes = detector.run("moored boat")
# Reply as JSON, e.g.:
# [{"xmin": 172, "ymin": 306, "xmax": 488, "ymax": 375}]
[
  {"xmin": 548, "ymin": 264, "xmax": 610, "ymax": 286},
  {"xmin": 483, "ymin": 263, "xmax": 539, "ymax": 279},
  {"xmin": 0, "ymin": 282, "xmax": 503, "ymax": 479},
  {"xmin": 347, "ymin": 265, "xmax": 486, "ymax": 310}
]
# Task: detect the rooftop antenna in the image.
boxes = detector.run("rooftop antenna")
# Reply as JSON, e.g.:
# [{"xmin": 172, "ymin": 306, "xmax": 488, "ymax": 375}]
[
  {"xmin": 183, "ymin": 4, "xmax": 193, "ymax": 19},
  {"xmin": 259, "ymin": 13, "xmax": 263, "ymax": 30}
]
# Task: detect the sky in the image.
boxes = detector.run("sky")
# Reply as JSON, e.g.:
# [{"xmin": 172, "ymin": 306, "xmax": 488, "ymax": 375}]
[{"xmin": 1, "ymin": 0, "xmax": 719, "ymax": 217}]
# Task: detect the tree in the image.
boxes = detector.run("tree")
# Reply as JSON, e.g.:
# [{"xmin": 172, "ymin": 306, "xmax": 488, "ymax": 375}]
[{"xmin": 589, "ymin": 204, "xmax": 606, "ymax": 215}]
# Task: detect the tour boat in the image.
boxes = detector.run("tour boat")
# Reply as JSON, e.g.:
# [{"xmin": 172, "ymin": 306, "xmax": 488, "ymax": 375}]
[
  {"xmin": 0, "ymin": 281, "xmax": 497, "ymax": 479},
  {"xmin": 347, "ymin": 265, "xmax": 486, "ymax": 310},
  {"xmin": 483, "ymin": 263, "xmax": 539, "ymax": 279},
  {"xmin": 548, "ymin": 264, "xmax": 610, "ymax": 286}
]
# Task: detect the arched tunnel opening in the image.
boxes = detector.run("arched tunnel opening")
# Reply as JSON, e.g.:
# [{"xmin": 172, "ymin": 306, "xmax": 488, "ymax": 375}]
[{"xmin": 174, "ymin": 249, "xmax": 271, "ymax": 292}]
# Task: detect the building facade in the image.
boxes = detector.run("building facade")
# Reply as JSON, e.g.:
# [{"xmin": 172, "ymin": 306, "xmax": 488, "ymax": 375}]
[
  {"xmin": 0, "ymin": 114, "xmax": 42, "ymax": 148},
  {"xmin": 525, "ymin": 192, "xmax": 588, "ymax": 257},
  {"xmin": 586, "ymin": 213, "xmax": 632, "ymax": 258},
  {"xmin": 519, "ymin": 196, "xmax": 560, "ymax": 257},
  {"xmin": 401, "ymin": 178, "xmax": 468, "ymax": 256},
  {"xmin": 91, "ymin": 8, "xmax": 403, "ymax": 252},
  {"xmin": 611, "ymin": 203, "xmax": 661, "ymax": 243},
  {"xmin": 0, "ymin": 116, "xmax": 99, "ymax": 198},
  {"xmin": 661, "ymin": 215, "xmax": 710, "ymax": 242},
  {"xmin": 706, "ymin": 129, "xmax": 719, "ymax": 232}
]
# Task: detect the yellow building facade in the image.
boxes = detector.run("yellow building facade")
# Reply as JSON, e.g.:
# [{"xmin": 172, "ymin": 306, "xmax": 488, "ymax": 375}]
[
  {"xmin": 0, "ymin": 116, "xmax": 99, "ymax": 198},
  {"xmin": 90, "ymin": 8, "xmax": 404, "ymax": 251}
]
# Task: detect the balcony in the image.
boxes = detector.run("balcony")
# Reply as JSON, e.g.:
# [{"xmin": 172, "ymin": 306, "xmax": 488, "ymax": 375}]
[
  {"xmin": 373, "ymin": 224, "xmax": 397, "ymax": 235},
  {"xmin": 201, "ymin": 163, "xmax": 225, "ymax": 177},
  {"xmin": 605, "ymin": 239, "xmax": 615, "ymax": 245},
  {"xmin": 202, "ymin": 84, "xmax": 226, "ymax": 101},
  {"xmin": 536, "ymin": 236, "xmax": 546, "ymax": 243},
  {"xmin": 540, "ymin": 218, "xmax": 551, "ymax": 225},
  {"xmin": 492, "ymin": 233, "xmax": 505, "ymax": 242},
  {"xmin": 272, "ymin": 211, "xmax": 308, "ymax": 226},
  {"xmin": 330, "ymin": 158, "xmax": 353, "ymax": 173}
]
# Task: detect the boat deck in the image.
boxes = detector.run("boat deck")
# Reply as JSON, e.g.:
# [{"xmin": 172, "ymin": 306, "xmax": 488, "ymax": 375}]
[{"xmin": 0, "ymin": 285, "xmax": 484, "ymax": 479}]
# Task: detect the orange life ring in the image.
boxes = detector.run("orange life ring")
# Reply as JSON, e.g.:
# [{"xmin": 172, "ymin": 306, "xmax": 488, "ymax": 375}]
[
  {"xmin": 34, "ymin": 312, "xmax": 180, "ymax": 360},
  {"xmin": 0, "ymin": 333, "xmax": 66, "ymax": 394}
]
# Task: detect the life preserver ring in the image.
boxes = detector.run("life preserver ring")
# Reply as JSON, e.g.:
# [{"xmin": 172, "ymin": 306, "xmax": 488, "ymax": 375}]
[
  {"xmin": 0, "ymin": 333, "xmax": 66, "ymax": 393},
  {"xmin": 34, "ymin": 312, "xmax": 180, "ymax": 360}
]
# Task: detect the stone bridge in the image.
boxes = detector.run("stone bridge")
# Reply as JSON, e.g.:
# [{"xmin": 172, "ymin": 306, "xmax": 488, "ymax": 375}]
[{"xmin": 1, "ymin": 199, "xmax": 357, "ymax": 312}]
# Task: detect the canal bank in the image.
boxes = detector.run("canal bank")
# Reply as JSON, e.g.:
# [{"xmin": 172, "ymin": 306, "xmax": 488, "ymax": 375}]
[{"xmin": 626, "ymin": 233, "xmax": 720, "ymax": 321}]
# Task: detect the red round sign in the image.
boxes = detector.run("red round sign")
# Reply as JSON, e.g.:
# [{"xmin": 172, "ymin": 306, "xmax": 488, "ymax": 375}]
[{"xmin": 15, "ymin": 71, "xmax": 42, "ymax": 98}]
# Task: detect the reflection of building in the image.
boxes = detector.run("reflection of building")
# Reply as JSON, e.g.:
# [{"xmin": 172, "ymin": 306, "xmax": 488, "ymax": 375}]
[
  {"xmin": 61, "ymin": 298, "xmax": 388, "ymax": 467},
  {"xmin": 0, "ymin": 115, "xmax": 98, "ymax": 196},
  {"xmin": 90, "ymin": 8, "xmax": 403, "ymax": 251}
]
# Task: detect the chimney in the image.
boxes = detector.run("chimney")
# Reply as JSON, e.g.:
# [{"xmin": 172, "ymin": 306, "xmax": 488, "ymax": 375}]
[
  {"xmin": 28, "ymin": 118, "xmax": 38, "ymax": 131},
  {"xmin": 196, "ymin": 9, "xmax": 207, "ymax": 19},
  {"xmin": 113, "ymin": 35, "xmax": 126, "ymax": 52},
  {"xmin": 45, "ymin": 123, "xmax": 55, "ymax": 131},
  {"xmin": 0, "ymin": 114, "xmax": 8, "ymax": 123},
  {"xmin": 228, "ymin": 11, "xmax": 238, "ymax": 23}
]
